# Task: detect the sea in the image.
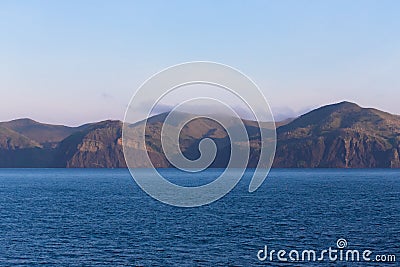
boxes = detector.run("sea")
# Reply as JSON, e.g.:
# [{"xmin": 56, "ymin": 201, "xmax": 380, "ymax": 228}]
[{"xmin": 0, "ymin": 169, "xmax": 399, "ymax": 266}]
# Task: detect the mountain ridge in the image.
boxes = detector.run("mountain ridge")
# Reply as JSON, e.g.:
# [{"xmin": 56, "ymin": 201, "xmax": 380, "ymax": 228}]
[{"xmin": 0, "ymin": 101, "xmax": 399, "ymax": 168}]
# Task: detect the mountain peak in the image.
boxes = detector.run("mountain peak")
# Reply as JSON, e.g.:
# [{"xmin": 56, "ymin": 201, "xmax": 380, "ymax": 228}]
[
  {"xmin": 330, "ymin": 101, "xmax": 362, "ymax": 111},
  {"xmin": 278, "ymin": 101, "xmax": 400, "ymax": 138},
  {"xmin": 335, "ymin": 101, "xmax": 360, "ymax": 107},
  {"xmin": 5, "ymin": 118, "xmax": 40, "ymax": 126}
]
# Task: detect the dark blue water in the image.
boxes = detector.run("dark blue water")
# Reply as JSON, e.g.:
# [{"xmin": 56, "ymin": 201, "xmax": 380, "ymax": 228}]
[{"xmin": 0, "ymin": 169, "xmax": 399, "ymax": 266}]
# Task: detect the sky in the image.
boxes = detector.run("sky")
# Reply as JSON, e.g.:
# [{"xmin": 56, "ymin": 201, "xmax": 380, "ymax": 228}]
[{"xmin": 0, "ymin": 0, "xmax": 399, "ymax": 125}]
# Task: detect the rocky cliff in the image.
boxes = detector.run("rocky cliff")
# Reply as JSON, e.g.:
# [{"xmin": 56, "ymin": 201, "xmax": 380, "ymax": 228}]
[{"xmin": 55, "ymin": 120, "xmax": 126, "ymax": 168}]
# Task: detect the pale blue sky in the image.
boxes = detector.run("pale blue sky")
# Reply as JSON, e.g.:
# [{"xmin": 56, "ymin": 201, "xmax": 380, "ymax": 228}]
[{"xmin": 0, "ymin": 0, "xmax": 399, "ymax": 125}]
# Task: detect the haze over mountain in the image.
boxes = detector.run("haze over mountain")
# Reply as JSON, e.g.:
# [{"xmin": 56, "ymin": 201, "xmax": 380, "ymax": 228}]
[{"xmin": 0, "ymin": 101, "xmax": 399, "ymax": 168}]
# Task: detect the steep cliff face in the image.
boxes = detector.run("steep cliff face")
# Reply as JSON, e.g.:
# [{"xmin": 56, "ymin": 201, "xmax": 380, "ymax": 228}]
[
  {"xmin": 56, "ymin": 121, "xmax": 126, "ymax": 168},
  {"xmin": 273, "ymin": 102, "xmax": 400, "ymax": 168}
]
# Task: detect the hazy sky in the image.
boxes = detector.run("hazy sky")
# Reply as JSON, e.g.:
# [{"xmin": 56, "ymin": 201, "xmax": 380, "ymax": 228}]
[{"xmin": 1, "ymin": 0, "xmax": 399, "ymax": 125}]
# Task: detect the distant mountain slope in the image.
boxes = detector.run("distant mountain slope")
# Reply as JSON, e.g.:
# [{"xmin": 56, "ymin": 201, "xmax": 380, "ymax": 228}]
[
  {"xmin": 0, "ymin": 118, "xmax": 90, "ymax": 147},
  {"xmin": 274, "ymin": 101, "xmax": 400, "ymax": 168},
  {"xmin": 275, "ymin": 117, "xmax": 295, "ymax": 128},
  {"xmin": 0, "ymin": 126, "xmax": 56, "ymax": 168},
  {"xmin": 124, "ymin": 112, "xmax": 270, "ymax": 168},
  {"xmin": 0, "ymin": 126, "xmax": 40, "ymax": 149}
]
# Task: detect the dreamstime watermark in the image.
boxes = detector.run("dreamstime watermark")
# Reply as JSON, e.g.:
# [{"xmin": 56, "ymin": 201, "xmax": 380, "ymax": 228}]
[
  {"xmin": 257, "ymin": 238, "xmax": 396, "ymax": 263},
  {"xmin": 122, "ymin": 62, "xmax": 276, "ymax": 207}
]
